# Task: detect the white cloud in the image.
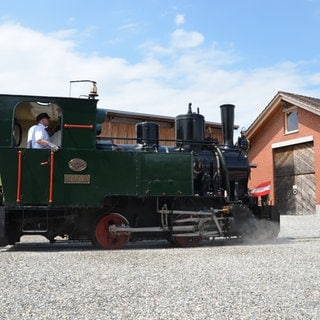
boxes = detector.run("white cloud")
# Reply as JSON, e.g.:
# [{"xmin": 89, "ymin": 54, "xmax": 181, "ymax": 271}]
[
  {"xmin": 175, "ymin": 14, "xmax": 185, "ymax": 26},
  {"xmin": 148, "ymin": 44, "xmax": 172, "ymax": 56},
  {"xmin": 118, "ymin": 23, "xmax": 139, "ymax": 32},
  {"xmin": 49, "ymin": 28, "xmax": 78, "ymax": 40},
  {"xmin": 171, "ymin": 28, "xmax": 204, "ymax": 48},
  {"xmin": 0, "ymin": 22, "xmax": 318, "ymax": 133}
]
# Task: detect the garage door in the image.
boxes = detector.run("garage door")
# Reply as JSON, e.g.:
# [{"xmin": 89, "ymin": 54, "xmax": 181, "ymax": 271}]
[{"xmin": 273, "ymin": 142, "xmax": 315, "ymax": 215}]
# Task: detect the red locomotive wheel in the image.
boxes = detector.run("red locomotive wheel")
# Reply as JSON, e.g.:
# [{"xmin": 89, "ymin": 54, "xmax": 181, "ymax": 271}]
[
  {"xmin": 95, "ymin": 213, "xmax": 130, "ymax": 249},
  {"xmin": 172, "ymin": 214, "xmax": 202, "ymax": 247}
]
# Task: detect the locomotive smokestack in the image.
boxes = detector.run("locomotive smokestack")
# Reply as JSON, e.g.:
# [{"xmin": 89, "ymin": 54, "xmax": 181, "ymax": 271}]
[{"xmin": 220, "ymin": 104, "xmax": 235, "ymax": 147}]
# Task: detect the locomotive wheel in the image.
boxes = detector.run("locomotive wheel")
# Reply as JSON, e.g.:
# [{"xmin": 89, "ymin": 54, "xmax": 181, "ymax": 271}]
[
  {"xmin": 172, "ymin": 214, "xmax": 202, "ymax": 247},
  {"xmin": 94, "ymin": 213, "xmax": 130, "ymax": 249}
]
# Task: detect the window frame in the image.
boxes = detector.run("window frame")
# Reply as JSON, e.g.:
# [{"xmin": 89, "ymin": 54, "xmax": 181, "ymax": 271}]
[{"xmin": 283, "ymin": 106, "xmax": 299, "ymax": 134}]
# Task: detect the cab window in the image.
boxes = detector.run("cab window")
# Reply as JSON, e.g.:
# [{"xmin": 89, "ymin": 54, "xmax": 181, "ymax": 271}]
[{"xmin": 13, "ymin": 101, "xmax": 62, "ymax": 148}]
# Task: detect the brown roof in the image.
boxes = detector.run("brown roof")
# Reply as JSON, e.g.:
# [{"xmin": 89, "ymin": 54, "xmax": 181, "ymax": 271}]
[
  {"xmin": 247, "ymin": 91, "xmax": 320, "ymax": 138},
  {"xmin": 278, "ymin": 91, "xmax": 320, "ymax": 113}
]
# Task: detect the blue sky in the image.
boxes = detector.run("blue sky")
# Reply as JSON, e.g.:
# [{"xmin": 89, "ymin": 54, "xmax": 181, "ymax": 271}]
[{"xmin": 1, "ymin": 0, "xmax": 320, "ymax": 131}]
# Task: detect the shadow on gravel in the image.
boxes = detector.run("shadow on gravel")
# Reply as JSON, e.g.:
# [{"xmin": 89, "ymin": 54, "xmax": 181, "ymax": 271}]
[{"xmin": 2, "ymin": 235, "xmax": 315, "ymax": 253}]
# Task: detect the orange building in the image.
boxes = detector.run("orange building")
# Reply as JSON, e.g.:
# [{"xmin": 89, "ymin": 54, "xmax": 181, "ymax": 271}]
[{"xmin": 247, "ymin": 91, "xmax": 320, "ymax": 215}]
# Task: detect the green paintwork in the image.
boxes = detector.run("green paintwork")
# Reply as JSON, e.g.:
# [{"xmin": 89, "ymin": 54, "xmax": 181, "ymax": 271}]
[
  {"xmin": 0, "ymin": 148, "xmax": 193, "ymax": 207},
  {"xmin": 0, "ymin": 94, "xmax": 193, "ymax": 208}
]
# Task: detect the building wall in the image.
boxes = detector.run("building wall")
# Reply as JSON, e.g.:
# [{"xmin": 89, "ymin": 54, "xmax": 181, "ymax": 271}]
[
  {"xmin": 248, "ymin": 108, "xmax": 281, "ymax": 206},
  {"xmin": 100, "ymin": 116, "xmax": 175, "ymax": 145},
  {"xmin": 99, "ymin": 113, "xmax": 224, "ymax": 146},
  {"xmin": 248, "ymin": 105, "xmax": 320, "ymax": 210}
]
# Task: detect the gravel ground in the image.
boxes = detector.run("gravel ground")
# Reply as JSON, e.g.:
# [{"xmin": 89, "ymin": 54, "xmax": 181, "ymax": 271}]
[{"xmin": 1, "ymin": 214, "xmax": 320, "ymax": 320}]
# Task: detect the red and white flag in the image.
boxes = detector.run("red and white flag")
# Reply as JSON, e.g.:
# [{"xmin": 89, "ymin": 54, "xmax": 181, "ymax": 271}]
[{"xmin": 250, "ymin": 181, "xmax": 271, "ymax": 197}]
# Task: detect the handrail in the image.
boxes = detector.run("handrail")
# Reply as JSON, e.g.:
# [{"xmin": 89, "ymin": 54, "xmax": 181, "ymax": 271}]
[
  {"xmin": 48, "ymin": 151, "xmax": 55, "ymax": 204},
  {"xmin": 64, "ymin": 124, "xmax": 93, "ymax": 129},
  {"xmin": 16, "ymin": 150, "xmax": 22, "ymax": 203}
]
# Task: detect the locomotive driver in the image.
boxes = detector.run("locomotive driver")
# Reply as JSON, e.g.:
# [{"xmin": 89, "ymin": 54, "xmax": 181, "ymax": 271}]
[
  {"xmin": 29, "ymin": 113, "xmax": 59, "ymax": 151},
  {"xmin": 237, "ymin": 128, "xmax": 250, "ymax": 153}
]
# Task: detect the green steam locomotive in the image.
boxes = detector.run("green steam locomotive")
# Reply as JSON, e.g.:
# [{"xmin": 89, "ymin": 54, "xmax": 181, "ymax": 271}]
[{"xmin": 0, "ymin": 85, "xmax": 279, "ymax": 249}]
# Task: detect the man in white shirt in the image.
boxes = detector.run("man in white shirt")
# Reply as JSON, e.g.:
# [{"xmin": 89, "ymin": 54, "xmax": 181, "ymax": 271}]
[
  {"xmin": 28, "ymin": 113, "xmax": 58, "ymax": 151},
  {"xmin": 27, "ymin": 125, "xmax": 36, "ymax": 148}
]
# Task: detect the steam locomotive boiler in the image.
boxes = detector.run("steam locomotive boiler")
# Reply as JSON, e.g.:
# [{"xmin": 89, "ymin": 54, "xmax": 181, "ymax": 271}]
[{"xmin": 0, "ymin": 90, "xmax": 279, "ymax": 249}]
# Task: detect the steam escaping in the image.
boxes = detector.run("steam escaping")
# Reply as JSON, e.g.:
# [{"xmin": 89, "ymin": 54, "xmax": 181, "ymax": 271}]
[{"xmin": 230, "ymin": 205, "xmax": 280, "ymax": 243}]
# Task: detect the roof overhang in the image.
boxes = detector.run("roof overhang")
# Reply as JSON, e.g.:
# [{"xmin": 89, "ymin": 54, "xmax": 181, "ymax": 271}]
[{"xmin": 247, "ymin": 91, "xmax": 320, "ymax": 140}]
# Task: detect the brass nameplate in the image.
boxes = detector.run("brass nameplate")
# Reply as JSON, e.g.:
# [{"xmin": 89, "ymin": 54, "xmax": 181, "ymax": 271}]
[
  {"xmin": 64, "ymin": 174, "xmax": 91, "ymax": 184},
  {"xmin": 68, "ymin": 158, "xmax": 87, "ymax": 172}
]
